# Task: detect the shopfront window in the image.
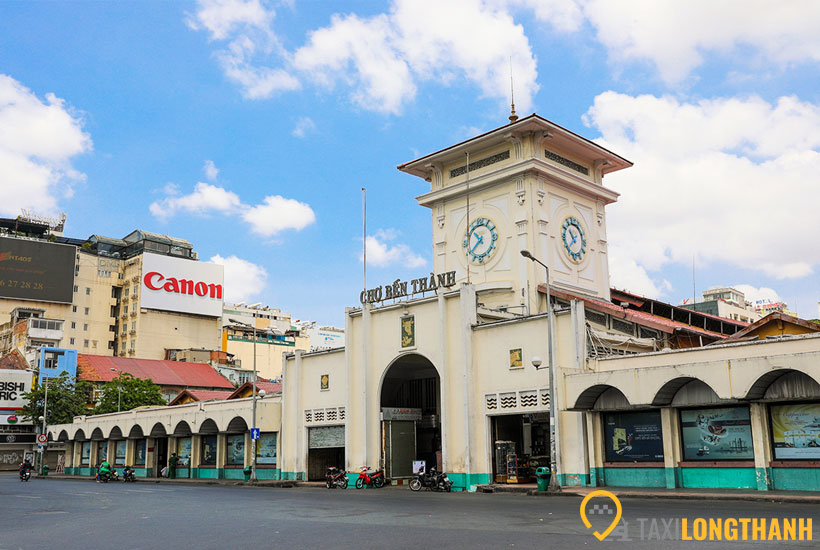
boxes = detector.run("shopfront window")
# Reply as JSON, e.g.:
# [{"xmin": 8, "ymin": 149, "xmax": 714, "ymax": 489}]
[
  {"xmin": 680, "ymin": 406, "xmax": 754, "ymax": 461},
  {"xmin": 227, "ymin": 434, "xmax": 245, "ymax": 465},
  {"xmin": 97, "ymin": 441, "xmax": 108, "ymax": 463},
  {"xmin": 177, "ymin": 437, "xmax": 192, "ymax": 467},
  {"xmin": 114, "ymin": 440, "xmax": 126, "ymax": 465},
  {"xmin": 80, "ymin": 442, "xmax": 91, "ymax": 466},
  {"xmin": 134, "ymin": 439, "xmax": 146, "ymax": 466},
  {"xmin": 603, "ymin": 410, "xmax": 664, "ymax": 462},
  {"xmin": 770, "ymin": 402, "xmax": 820, "ymax": 460},
  {"xmin": 201, "ymin": 436, "xmax": 217, "ymax": 466},
  {"xmin": 256, "ymin": 433, "xmax": 277, "ymax": 465}
]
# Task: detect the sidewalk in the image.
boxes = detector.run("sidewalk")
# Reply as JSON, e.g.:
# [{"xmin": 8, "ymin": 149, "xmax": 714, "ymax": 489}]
[
  {"xmin": 38, "ymin": 473, "xmax": 301, "ymax": 489},
  {"xmin": 478, "ymin": 483, "xmax": 820, "ymax": 503}
]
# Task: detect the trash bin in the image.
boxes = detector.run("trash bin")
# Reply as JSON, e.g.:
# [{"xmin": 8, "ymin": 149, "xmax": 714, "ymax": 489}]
[
  {"xmin": 535, "ymin": 467, "xmax": 549, "ymax": 491},
  {"xmin": 41, "ymin": 464, "xmax": 49, "ymax": 477},
  {"xmin": 243, "ymin": 466, "xmax": 252, "ymax": 482}
]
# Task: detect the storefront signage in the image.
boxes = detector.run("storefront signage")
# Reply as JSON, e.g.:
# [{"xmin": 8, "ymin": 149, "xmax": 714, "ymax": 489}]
[
  {"xmin": 360, "ymin": 271, "xmax": 457, "ymax": 304},
  {"xmin": 603, "ymin": 411, "xmax": 664, "ymax": 462},
  {"xmin": 680, "ymin": 406, "xmax": 754, "ymax": 461},
  {"xmin": 770, "ymin": 403, "xmax": 820, "ymax": 460},
  {"xmin": 140, "ymin": 253, "xmax": 224, "ymax": 318},
  {"xmin": 381, "ymin": 407, "xmax": 422, "ymax": 421}
]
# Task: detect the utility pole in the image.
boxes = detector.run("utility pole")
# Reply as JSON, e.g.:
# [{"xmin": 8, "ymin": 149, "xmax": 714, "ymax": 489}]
[{"xmin": 230, "ymin": 317, "xmax": 262, "ymax": 482}]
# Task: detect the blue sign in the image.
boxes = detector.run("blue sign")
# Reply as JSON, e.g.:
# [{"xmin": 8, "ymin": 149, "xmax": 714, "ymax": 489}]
[{"xmin": 250, "ymin": 428, "xmax": 260, "ymax": 440}]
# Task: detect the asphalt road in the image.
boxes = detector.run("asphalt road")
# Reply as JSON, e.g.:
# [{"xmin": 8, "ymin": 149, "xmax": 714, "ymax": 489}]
[{"xmin": 1, "ymin": 474, "xmax": 817, "ymax": 550}]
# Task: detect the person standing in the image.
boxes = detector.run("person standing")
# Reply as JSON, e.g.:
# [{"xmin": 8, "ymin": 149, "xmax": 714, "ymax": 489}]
[{"xmin": 168, "ymin": 453, "xmax": 178, "ymax": 479}]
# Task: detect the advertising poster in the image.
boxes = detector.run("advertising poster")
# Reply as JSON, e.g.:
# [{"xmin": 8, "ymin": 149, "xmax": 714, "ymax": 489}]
[
  {"xmin": 81, "ymin": 442, "xmax": 91, "ymax": 465},
  {"xmin": 603, "ymin": 411, "xmax": 664, "ymax": 462},
  {"xmin": 134, "ymin": 440, "xmax": 146, "ymax": 466},
  {"xmin": 227, "ymin": 434, "xmax": 245, "ymax": 465},
  {"xmin": 770, "ymin": 403, "xmax": 820, "ymax": 459},
  {"xmin": 140, "ymin": 252, "xmax": 224, "ymax": 318},
  {"xmin": 256, "ymin": 433, "xmax": 277, "ymax": 464},
  {"xmin": 201, "ymin": 436, "xmax": 217, "ymax": 465},
  {"xmin": 177, "ymin": 437, "xmax": 192, "ymax": 466},
  {"xmin": 680, "ymin": 406, "xmax": 754, "ymax": 460},
  {"xmin": 115, "ymin": 440, "xmax": 126, "ymax": 464},
  {"xmin": 0, "ymin": 371, "xmax": 33, "ymax": 425}
]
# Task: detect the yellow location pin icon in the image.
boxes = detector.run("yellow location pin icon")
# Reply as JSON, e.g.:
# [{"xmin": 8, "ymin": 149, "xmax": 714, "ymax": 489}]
[{"xmin": 580, "ymin": 490, "xmax": 623, "ymax": 541}]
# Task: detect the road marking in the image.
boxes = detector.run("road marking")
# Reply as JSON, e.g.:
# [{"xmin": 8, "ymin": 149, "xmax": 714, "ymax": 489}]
[{"xmin": 16, "ymin": 495, "xmax": 41, "ymax": 499}]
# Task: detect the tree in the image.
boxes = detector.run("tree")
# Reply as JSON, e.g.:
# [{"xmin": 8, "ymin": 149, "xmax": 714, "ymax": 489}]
[
  {"xmin": 22, "ymin": 373, "xmax": 92, "ymax": 426},
  {"xmin": 92, "ymin": 373, "xmax": 165, "ymax": 415}
]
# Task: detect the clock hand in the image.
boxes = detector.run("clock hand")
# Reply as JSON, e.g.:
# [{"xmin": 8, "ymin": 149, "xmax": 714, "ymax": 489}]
[{"xmin": 470, "ymin": 234, "xmax": 484, "ymax": 253}]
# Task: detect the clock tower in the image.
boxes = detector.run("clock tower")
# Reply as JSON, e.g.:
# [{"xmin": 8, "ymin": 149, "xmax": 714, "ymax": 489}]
[{"xmin": 398, "ymin": 114, "xmax": 632, "ymax": 313}]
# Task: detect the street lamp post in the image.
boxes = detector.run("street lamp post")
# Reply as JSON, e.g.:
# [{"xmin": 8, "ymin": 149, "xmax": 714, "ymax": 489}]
[
  {"xmin": 38, "ymin": 374, "xmax": 49, "ymax": 475},
  {"xmin": 229, "ymin": 317, "xmax": 262, "ymax": 482},
  {"xmin": 521, "ymin": 249, "xmax": 561, "ymax": 492}
]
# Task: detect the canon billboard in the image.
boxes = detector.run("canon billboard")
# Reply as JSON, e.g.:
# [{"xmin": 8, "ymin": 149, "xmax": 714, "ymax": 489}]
[
  {"xmin": 140, "ymin": 253, "xmax": 224, "ymax": 318},
  {"xmin": 0, "ymin": 237, "xmax": 75, "ymax": 303}
]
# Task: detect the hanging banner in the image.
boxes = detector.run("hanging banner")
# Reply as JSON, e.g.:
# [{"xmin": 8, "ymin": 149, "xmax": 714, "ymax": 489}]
[
  {"xmin": 680, "ymin": 406, "xmax": 754, "ymax": 460},
  {"xmin": 770, "ymin": 403, "xmax": 820, "ymax": 460}
]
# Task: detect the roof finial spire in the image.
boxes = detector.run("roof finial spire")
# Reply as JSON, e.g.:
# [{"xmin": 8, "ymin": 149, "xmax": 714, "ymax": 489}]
[{"xmin": 509, "ymin": 56, "xmax": 518, "ymax": 123}]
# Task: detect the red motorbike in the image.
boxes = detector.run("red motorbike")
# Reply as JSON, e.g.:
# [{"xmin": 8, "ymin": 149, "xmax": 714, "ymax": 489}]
[
  {"xmin": 355, "ymin": 466, "xmax": 386, "ymax": 489},
  {"xmin": 325, "ymin": 467, "xmax": 349, "ymax": 489}
]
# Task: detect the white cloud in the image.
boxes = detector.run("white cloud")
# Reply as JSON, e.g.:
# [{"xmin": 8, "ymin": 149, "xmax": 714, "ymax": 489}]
[
  {"xmin": 0, "ymin": 74, "xmax": 91, "ymax": 217},
  {"xmin": 578, "ymin": 0, "xmax": 820, "ymax": 85},
  {"xmin": 188, "ymin": 0, "xmax": 538, "ymax": 114},
  {"xmin": 209, "ymin": 254, "xmax": 268, "ymax": 302},
  {"xmin": 608, "ymin": 246, "xmax": 671, "ymax": 299},
  {"xmin": 360, "ymin": 229, "xmax": 426, "ymax": 268},
  {"xmin": 583, "ymin": 92, "xmax": 820, "ymax": 285},
  {"xmin": 241, "ymin": 195, "xmax": 316, "ymax": 237},
  {"xmin": 203, "ymin": 160, "xmax": 219, "ymax": 180},
  {"xmin": 149, "ymin": 181, "xmax": 241, "ymax": 220},
  {"xmin": 732, "ymin": 284, "xmax": 781, "ymax": 305},
  {"xmin": 291, "ymin": 116, "xmax": 316, "ymax": 138}
]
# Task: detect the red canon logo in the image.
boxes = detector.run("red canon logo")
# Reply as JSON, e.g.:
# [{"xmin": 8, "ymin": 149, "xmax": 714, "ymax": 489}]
[{"xmin": 143, "ymin": 272, "xmax": 223, "ymax": 299}]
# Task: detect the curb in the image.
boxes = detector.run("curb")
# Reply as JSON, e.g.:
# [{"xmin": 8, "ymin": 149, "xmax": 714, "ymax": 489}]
[{"xmin": 36, "ymin": 475, "xmax": 299, "ymax": 489}]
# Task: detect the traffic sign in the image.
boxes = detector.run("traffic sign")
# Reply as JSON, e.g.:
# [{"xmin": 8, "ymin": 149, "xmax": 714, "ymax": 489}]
[
  {"xmin": 250, "ymin": 428, "xmax": 260, "ymax": 440},
  {"xmin": 37, "ymin": 434, "xmax": 47, "ymax": 444}
]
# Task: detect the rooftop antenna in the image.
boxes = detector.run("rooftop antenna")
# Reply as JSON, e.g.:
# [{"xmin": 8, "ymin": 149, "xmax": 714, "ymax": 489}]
[{"xmin": 508, "ymin": 56, "xmax": 518, "ymax": 123}]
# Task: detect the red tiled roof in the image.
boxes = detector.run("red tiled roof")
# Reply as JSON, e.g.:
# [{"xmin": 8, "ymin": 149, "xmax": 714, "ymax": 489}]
[
  {"xmin": 0, "ymin": 349, "xmax": 29, "ymax": 370},
  {"xmin": 723, "ymin": 312, "xmax": 820, "ymax": 341},
  {"xmin": 168, "ymin": 389, "xmax": 233, "ymax": 406},
  {"xmin": 227, "ymin": 380, "xmax": 282, "ymax": 399},
  {"xmin": 77, "ymin": 354, "xmax": 234, "ymax": 389}
]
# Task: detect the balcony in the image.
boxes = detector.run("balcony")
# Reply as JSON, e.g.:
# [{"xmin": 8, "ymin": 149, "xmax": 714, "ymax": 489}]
[
  {"xmin": 131, "ymin": 275, "xmax": 139, "ymax": 283},
  {"xmin": 129, "ymin": 329, "xmax": 136, "ymax": 335},
  {"xmin": 129, "ymin": 310, "xmax": 137, "ymax": 317},
  {"xmin": 127, "ymin": 348, "xmax": 135, "ymax": 355},
  {"xmin": 120, "ymin": 312, "xmax": 128, "ymax": 319},
  {"xmin": 120, "ymin": 330, "xmax": 127, "ymax": 337},
  {"xmin": 130, "ymin": 293, "xmax": 138, "ymax": 300}
]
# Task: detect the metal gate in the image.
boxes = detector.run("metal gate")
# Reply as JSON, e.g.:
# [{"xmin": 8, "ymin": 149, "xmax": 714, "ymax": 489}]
[{"xmin": 383, "ymin": 420, "xmax": 416, "ymax": 479}]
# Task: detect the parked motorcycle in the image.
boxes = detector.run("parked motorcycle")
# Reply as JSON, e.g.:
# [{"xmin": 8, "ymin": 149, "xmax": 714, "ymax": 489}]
[
  {"xmin": 99, "ymin": 470, "xmax": 119, "ymax": 483},
  {"xmin": 19, "ymin": 468, "xmax": 31, "ymax": 482},
  {"xmin": 409, "ymin": 468, "xmax": 452, "ymax": 492},
  {"xmin": 122, "ymin": 466, "xmax": 136, "ymax": 483},
  {"xmin": 325, "ymin": 467, "xmax": 349, "ymax": 489},
  {"xmin": 355, "ymin": 466, "xmax": 386, "ymax": 489}
]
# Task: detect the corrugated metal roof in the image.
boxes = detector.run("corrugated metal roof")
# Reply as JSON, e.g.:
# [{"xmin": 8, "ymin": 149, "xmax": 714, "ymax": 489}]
[
  {"xmin": 168, "ymin": 389, "xmax": 233, "ymax": 405},
  {"xmin": 227, "ymin": 380, "xmax": 282, "ymax": 399},
  {"xmin": 77, "ymin": 354, "xmax": 234, "ymax": 389}
]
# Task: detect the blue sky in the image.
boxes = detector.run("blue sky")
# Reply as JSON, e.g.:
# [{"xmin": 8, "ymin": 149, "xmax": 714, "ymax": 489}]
[{"xmin": 1, "ymin": 0, "xmax": 819, "ymax": 325}]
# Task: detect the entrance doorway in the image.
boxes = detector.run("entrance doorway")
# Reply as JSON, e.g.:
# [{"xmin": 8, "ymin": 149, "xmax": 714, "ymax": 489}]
[
  {"xmin": 491, "ymin": 413, "xmax": 550, "ymax": 483},
  {"xmin": 307, "ymin": 426, "xmax": 345, "ymax": 481},
  {"xmin": 155, "ymin": 438, "xmax": 168, "ymax": 476},
  {"xmin": 380, "ymin": 354, "xmax": 441, "ymax": 479}
]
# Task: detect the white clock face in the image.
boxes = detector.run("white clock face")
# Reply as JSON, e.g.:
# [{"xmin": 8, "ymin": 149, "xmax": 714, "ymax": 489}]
[
  {"xmin": 561, "ymin": 217, "xmax": 586, "ymax": 262},
  {"xmin": 462, "ymin": 217, "xmax": 498, "ymax": 263}
]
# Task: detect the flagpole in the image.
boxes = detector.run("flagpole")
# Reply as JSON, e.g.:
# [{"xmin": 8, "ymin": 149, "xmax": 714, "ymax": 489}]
[
  {"xmin": 465, "ymin": 152, "xmax": 470, "ymax": 285},
  {"xmin": 362, "ymin": 188, "xmax": 367, "ymax": 293}
]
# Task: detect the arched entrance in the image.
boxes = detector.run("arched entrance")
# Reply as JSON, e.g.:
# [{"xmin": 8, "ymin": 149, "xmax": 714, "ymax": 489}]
[{"xmin": 379, "ymin": 353, "xmax": 441, "ymax": 480}]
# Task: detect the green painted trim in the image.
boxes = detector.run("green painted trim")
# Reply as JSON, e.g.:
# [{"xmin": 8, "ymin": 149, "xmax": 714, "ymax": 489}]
[
  {"xmin": 600, "ymin": 467, "xmax": 666, "ymax": 488},
  {"xmin": 589, "ymin": 467, "xmax": 602, "ymax": 487},
  {"xmin": 134, "ymin": 468, "xmax": 152, "ymax": 478},
  {"xmin": 446, "ymin": 472, "xmax": 492, "ymax": 492},
  {"xmin": 559, "ymin": 473, "xmax": 589, "ymax": 487},
  {"xmin": 280, "ymin": 471, "xmax": 304, "ymax": 481},
  {"xmin": 771, "ymin": 468, "xmax": 820, "ymax": 491},
  {"xmin": 255, "ymin": 468, "xmax": 281, "ymax": 480},
  {"xmin": 755, "ymin": 467, "xmax": 772, "ymax": 491},
  {"xmin": 680, "ymin": 467, "xmax": 756, "ymax": 489}
]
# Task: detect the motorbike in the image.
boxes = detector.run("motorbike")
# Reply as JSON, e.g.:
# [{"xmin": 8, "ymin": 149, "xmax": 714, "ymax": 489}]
[
  {"xmin": 99, "ymin": 470, "xmax": 119, "ymax": 483},
  {"xmin": 122, "ymin": 466, "xmax": 137, "ymax": 483},
  {"xmin": 409, "ymin": 468, "xmax": 453, "ymax": 492},
  {"xmin": 355, "ymin": 466, "xmax": 386, "ymax": 489},
  {"xmin": 19, "ymin": 468, "xmax": 31, "ymax": 482},
  {"xmin": 325, "ymin": 466, "xmax": 349, "ymax": 489}
]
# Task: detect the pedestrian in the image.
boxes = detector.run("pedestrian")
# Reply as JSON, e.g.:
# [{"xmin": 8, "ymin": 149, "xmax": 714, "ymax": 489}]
[{"xmin": 168, "ymin": 452, "xmax": 178, "ymax": 479}]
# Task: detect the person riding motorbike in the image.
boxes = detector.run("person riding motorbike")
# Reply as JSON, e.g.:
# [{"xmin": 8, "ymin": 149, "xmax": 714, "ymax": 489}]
[
  {"xmin": 19, "ymin": 457, "xmax": 33, "ymax": 477},
  {"xmin": 96, "ymin": 460, "xmax": 114, "ymax": 482}
]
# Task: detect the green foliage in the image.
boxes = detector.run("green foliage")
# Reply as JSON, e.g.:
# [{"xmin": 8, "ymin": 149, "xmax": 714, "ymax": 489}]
[
  {"xmin": 92, "ymin": 373, "xmax": 165, "ymax": 415},
  {"xmin": 22, "ymin": 373, "xmax": 92, "ymax": 426}
]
